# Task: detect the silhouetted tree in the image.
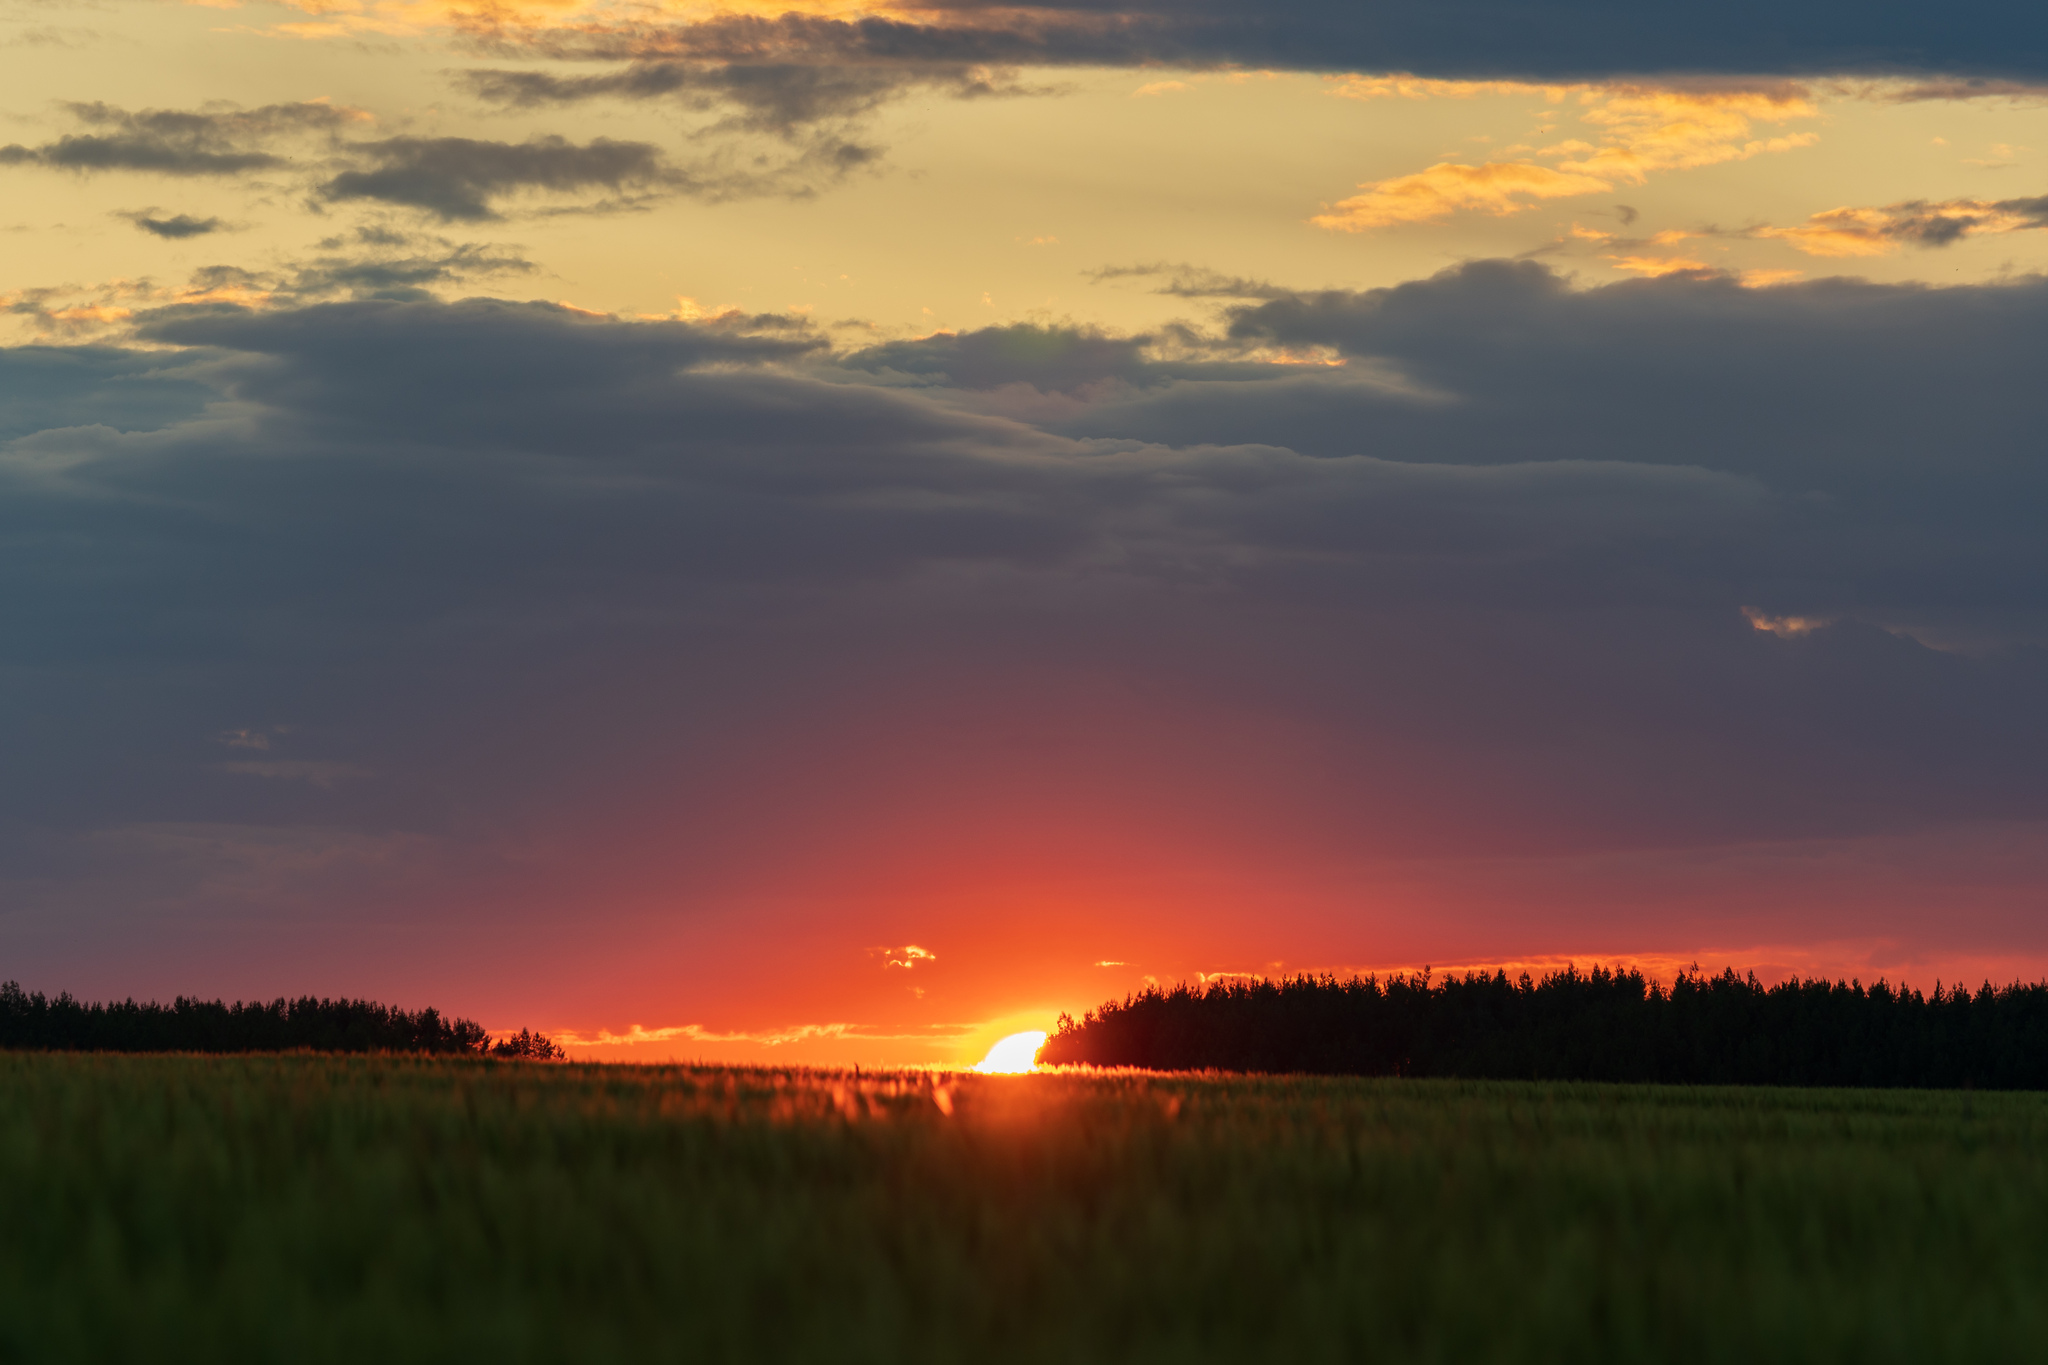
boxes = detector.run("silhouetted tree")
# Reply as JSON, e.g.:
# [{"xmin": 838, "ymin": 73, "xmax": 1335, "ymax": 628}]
[
  {"xmin": 1037, "ymin": 966, "xmax": 2048, "ymax": 1089},
  {"xmin": 0, "ymin": 980, "xmax": 501, "ymax": 1054},
  {"xmin": 490, "ymin": 1028, "xmax": 566, "ymax": 1060}
]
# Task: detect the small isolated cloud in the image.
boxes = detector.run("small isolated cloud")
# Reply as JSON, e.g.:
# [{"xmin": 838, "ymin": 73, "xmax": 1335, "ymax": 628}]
[
  {"xmin": 317, "ymin": 135, "xmax": 669, "ymax": 221},
  {"xmin": 1085, "ymin": 262, "xmax": 1290, "ymax": 299},
  {"xmin": 119, "ymin": 210, "xmax": 225, "ymax": 239},
  {"xmin": 875, "ymin": 944, "xmax": 937, "ymax": 970},
  {"xmin": 1742, "ymin": 606, "xmax": 1834, "ymax": 638}
]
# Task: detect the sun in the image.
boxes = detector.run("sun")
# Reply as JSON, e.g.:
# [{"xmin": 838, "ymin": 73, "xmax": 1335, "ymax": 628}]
[{"xmin": 973, "ymin": 1030, "xmax": 1048, "ymax": 1074}]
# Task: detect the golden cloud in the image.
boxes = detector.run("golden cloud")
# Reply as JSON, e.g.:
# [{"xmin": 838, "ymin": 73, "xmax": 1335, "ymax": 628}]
[
  {"xmin": 1757, "ymin": 198, "xmax": 2048, "ymax": 257},
  {"xmin": 1313, "ymin": 160, "xmax": 1612, "ymax": 230},
  {"xmin": 1314, "ymin": 78, "xmax": 1820, "ymax": 232},
  {"xmin": 1604, "ymin": 253, "xmax": 1713, "ymax": 276},
  {"xmin": 1556, "ymin": 87, "xmax": 1818, "ymax": 184}
]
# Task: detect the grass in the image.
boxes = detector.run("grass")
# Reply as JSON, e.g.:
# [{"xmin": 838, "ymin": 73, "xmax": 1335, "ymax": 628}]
[{"xmin": 2, "ymin": 1055, "xmax": 2045, "ymax": 1362}]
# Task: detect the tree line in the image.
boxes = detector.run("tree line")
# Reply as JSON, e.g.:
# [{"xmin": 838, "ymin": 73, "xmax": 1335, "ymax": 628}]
[
  {"xmin": 1036, "ymin": 965, "xmax": 2048, "ymax": 1088},
  {"xmin": 0, "ymin": 981, "xmax": 564, "ymax": 1058}
]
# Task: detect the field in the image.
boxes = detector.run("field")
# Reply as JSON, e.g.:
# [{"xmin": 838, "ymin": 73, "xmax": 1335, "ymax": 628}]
[{"xmin": 2, "ymin": 1055, "xmax": 2045, "ymax": 1362}]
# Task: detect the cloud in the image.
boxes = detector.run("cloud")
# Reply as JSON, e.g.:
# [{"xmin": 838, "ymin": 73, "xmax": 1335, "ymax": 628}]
[
  {"xmin": 308, "ymin": 0, "xmax": 2048, "ymax": 84},
  {"xmin": 316, "ymin": 134, "xmax": 671, "ymax": 220},
  {"xmin": 1755, "ymin": 195, "xmax": 2048, "ymax": 256},
  {"xmin": 1872, "ymin": 78, "xmax": 2048, "ymax": 102},
  {"xmin": 551, "ymin": 1019, "xmax": 976, "ymax": 1047},
  {"xmin": 0, "ymin": 100, "xmax": 362, "ymax": 177},
  {"xmin": 457, "ymin": 55, "xmax": 1028, "ymax": 138},
  {"xmin": 1743, "ymin": 606, "xmax": 1833, "ymax": 638},
  {"xmin": 844, "ymin": 323, "xmax": 1155, "ymax": 392},
  {"xmin": 119, "ymin": 210, "xmax": 226, "ymax": 238},
  {"xmin": 1550, "ymin": 86, "xmax": 1818, "ymax": 184},
  {"xmin": 6, "ymin": 266, "xmax": 2048, "ymax": 994},
  {"xmin": 0, "ymin": 235, "xmax": 537, "ymax": 341},
  {"xmin": 1084, "ymin": 262, "xmax": 1292, "ymax": 299},
  {"xmin": 1314, "ymin": 83, "xmax": 1819, "ymax": 230},
  {"xmin": 1313, "ymin": 160, "xmax": 1612, "ymax": 229}
]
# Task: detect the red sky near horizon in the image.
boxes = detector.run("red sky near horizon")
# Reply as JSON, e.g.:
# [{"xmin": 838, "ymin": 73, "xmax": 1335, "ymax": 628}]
[{"xmin": 3, "ymin": 0, "xmax": 2047, "ymax": 1067}]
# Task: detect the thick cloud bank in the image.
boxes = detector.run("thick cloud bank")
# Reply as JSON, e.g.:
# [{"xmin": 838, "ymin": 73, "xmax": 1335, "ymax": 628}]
[
  {"xmin": 464, "ymin": 0, "xmax": 2048, "ymax": 135},
  {"xmin": 4, "ymin": 266, "xmax": 2045, "ymax": 1007},
  {"xmin": 879, "ymin": 0, "xmax": 2048, "ymax": 79}
]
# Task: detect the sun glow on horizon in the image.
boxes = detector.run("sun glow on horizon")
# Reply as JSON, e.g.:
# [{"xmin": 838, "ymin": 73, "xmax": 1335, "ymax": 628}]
[{"xmin": 974, "ymin": 1030, "xmax": 1048, "ymax": 1073}]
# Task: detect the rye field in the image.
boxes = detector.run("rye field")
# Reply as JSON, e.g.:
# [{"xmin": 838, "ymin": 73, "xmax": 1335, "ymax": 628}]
[{"xmin": 2, "ymin": 1054, "xmax": 2044, "ymax": 1363}]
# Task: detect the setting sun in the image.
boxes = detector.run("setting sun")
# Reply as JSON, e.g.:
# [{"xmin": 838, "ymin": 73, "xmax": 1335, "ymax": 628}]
[{"xmin": 973, "ymin": 1031, "xmax": 1048, "ymax": 1074}]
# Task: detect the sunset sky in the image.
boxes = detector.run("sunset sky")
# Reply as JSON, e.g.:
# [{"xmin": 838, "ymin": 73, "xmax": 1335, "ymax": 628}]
[{"xmin": 3, "ymin": 0, "xmax": 2046, "ymax": 1065}]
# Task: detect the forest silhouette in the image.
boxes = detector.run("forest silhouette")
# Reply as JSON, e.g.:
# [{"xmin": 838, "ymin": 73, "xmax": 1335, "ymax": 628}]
[
  {"xmin": 0, "ymin": 981, "xmax": 562, "ymax": 1058},
  {"xmin": 1038, "ymin": 966, "xmax": 2048, "ymax": 1088}
]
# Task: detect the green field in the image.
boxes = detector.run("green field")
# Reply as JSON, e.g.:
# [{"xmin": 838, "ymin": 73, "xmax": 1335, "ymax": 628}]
[{"xmin": 2, "ymin": 1054, "xmax": 2045, "ymax": 1362}]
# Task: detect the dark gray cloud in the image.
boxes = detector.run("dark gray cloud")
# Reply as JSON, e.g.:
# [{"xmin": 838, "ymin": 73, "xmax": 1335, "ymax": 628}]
[
  {"xmin": 120, "ymin": 210, "xmax": 226, "ymax": 239},
  {"xmin": 169, "ymin": 237, "xmax": 537, "ymax": 303},
  {"xmin": 447, "ymin": 0, "xmax": 2048, "ymax": 139},
  {"xmin": 0, "ymin": 100, "xmax": 356, "ymax": 177},
  {"xmin": 282, "ymin": 239, "xmax": 535, "ymax": 298},
  {"xmin": 1085, "ymin": 263, "xmax": 1291, "ymax": 300},
  {"xmin": 317, "ymin": 135, "xmax": 670, "ymax": 221},
  {"xmin": 0, "ymin": 234, "xmax": 536, "ymax": 338},
  {"xmin": 891, "ymin": 0, "xmax": 2048, "ymax": 81},
  {"xmin": 5, "ymin": 268, "xmax": 2048, "ymax": 978},
  {"xmin": 845, "ymin": 323, "xmax": 1156, "ymax": 392},
  {"xmin": 0, "ymin": 345, "xmax": 214, "ymax": 440},
  {"xmin": 458, "ymin": 57, "xmax": 1027, "ymax": 137},
  {"xmin": 1837, "ymin": 194, "xmax": 2048, "ymax": 247}
]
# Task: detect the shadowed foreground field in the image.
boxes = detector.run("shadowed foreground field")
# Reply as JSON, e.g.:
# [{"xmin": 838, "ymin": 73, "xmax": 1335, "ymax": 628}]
[{"xmin": 2, "ymin": 1056, "xmax": 2045, "ymax": 1362}]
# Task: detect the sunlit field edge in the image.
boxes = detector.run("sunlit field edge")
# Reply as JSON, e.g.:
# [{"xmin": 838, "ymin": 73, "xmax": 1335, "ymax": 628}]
[{"xmin": 3, "ymin": 1053, "xmax": 2044, "ymax": 1363}]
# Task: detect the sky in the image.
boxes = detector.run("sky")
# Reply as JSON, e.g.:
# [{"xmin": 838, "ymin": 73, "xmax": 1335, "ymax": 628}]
[{"xmin": 2, "ymin": 0, "xmax": 2046, "ymax": 1066}]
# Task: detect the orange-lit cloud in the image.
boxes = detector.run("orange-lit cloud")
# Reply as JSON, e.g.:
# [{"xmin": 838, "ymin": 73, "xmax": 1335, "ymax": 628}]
[
  {"xmin": 553, "ymin": 1019, "xmax": 973, "ymax": 1048},
  {"xmin": 244, "ymin": 0, "xmax": 879, "ymax": 41},
  {"xmin": 1554, "ymin": 86, "xmax": 1818, "ymax": 184},
  {"xmin": 1316, "ymin": 79, "xmax": 1819, "ymax": 230},
  {"xmin": 1314, "ymin": 160, "xmax": 1611, "ymax": 229},
  {"xmin": 1325, "ymin": 73, "xmax": 1568, "ymax": 103},
  {"xmin": 1742, "ymin": 605, "xmax": 1833, "ymax": 637},
  {"xmin": 1757, "ymin": 197, "xmax": 2048, "ymax": 256},
  {"xmin": 1604, "ymin": 251, "xmax": 1713, "ymax": 276}
]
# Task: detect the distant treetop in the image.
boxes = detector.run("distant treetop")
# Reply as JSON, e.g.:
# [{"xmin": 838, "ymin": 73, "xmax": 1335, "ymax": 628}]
[
  {"xmin": 1038, "ymin": 966, "xmax": 2048, "ymax": 1090},
  {"xmin": 0, "ymin": 980, "xmax": 563, "ymax": 1058}
]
